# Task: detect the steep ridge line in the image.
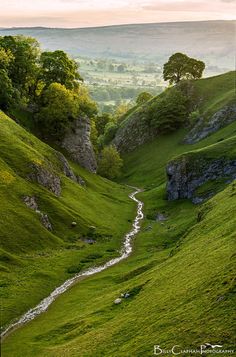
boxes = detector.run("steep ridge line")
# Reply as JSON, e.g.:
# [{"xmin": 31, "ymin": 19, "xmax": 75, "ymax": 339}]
[{"xmin": 1, "ymin": 188, "xmax": 144, "ymax": 339}]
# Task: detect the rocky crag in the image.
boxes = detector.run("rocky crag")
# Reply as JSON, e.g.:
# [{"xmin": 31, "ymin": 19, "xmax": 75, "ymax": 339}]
[
  {"xmin": 184, "ymin": 104, "xmax": 236, "ymax": 144},
  {"xmin": 112, "ymin": 108, "xmax": 157, "ymax": 153},
  {"xmin": 61, "ymin": 115, "xmax": 97, "ymax": 173},
  {"xmin": 166, "ymin": 137, "xmax": 236, "ymax": 203}
]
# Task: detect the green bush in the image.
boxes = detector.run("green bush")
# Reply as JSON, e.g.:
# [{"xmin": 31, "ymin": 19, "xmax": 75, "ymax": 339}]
[
  {"xmin": 98, "ymin": 146, "xmax": 123, "ymax": 179},
  {"xmin": 146, "ymin": 88, "xmax": 188, "ymax": 133},
  {"xmin": 67, "ymin": 264, "xmax": 83, "ymax": 274}
]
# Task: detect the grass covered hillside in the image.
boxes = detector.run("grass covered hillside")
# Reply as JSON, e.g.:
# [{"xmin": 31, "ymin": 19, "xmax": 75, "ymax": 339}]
[
  {"xmin": 1, "ymin": 68, "xmax": 236, "ymax": 357},
  {"xmin": 192, "ymin": 71, "xmax": 236, "ymax": 118},
  {"xmin": 2, "ymin": 139, "xmax": 236, "ymax": 356},
  {"xmin": 0, "ymin": 111, "xmax": 136, "ymax": 328},
  {"xmin": 113, "ymin": 71, "xmax": 236, "ymax": 153}
]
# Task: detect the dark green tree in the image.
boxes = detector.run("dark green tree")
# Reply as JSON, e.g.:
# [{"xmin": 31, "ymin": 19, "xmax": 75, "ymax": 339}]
[
  {"xmin": 40, "ymin": 50, "xmax": 82, "ymax": 90},
  {"xmin": 0, "ymin": 48, "xmax": 18, "ymax": 109},
  {"xmin": 147, "ymin": 88, "xmax": 188, "ymax": 133},
  {"xmin": 95, "ymin": 113, "xmax": 113, "ymax": 136},
  {"xmin": 136, "ymin": 92, "xmax": 153, "ymax": 105},
  {"xmin": 163, "ymin": 53, "xmax": 205, "ymax": 84},
  {"xmin": 0, "ymin": 35, "xmax": 40, "ymax": 96},
  {"xmin": 36, "ymin": 83, "xmax": 79, "ymax": 139},
  {"xmin": 0, "ymin": 70, "xmax": 16, "ymax": 110}
]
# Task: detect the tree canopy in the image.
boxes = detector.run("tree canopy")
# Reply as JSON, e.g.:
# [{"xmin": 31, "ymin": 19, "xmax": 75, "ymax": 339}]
[
  {"xmin": 40, "ymin": 50, "xmax": 82, "ymax": 90},
  {"xmin": 98, "ymin": 146, "xmax": 123, "ymax": 179},
  {"xmin": 0, "ymin": 35, "xmax": 40, "ymax": 96},
  {"xmin": 136, "ymin": 92, "xmax": 153, "ymax": 105},
  {"xmin": 36, "ymin": 83, "xmax": 79, "ymax": 139},
  {"xmin": 145, "ymin": 88, "xmax": 188, "ymax": 133},
  {"xmin": 163, "ymin": 53, "xmax": 205, "ymax": 84},
  {"xmin": 0, "ymin": 35, "xmax": 100, "ymax": 141}
]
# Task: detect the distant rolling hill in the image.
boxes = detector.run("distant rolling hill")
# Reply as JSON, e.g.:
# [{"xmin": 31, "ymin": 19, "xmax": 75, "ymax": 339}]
[{"xmin": 0, "ymin": 21, "xmax": 235, "ymax": 70}]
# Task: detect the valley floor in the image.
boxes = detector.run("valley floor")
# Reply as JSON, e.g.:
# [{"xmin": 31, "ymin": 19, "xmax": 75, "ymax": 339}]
[{"xmin": 2, "ymin": 121, "xmax": 236, "ymax": 356}]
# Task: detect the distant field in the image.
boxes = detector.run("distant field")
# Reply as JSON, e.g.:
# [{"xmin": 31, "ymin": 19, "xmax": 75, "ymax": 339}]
[
  {"xmin": 77, "ymin": 58, "xmax": 164, "ymax": 110},
  {"xmin": 1, "ymin": 21, "xmax": 234, "ymax": 111},
  {"xmin": 0, "ymin": 21, "xmax": 234, "ymax": 71}
]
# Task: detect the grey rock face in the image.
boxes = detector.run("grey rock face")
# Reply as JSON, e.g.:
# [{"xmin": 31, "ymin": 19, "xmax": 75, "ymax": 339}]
[
  {"xmin": 156, "ymin": 213, "xmax": 168, "ymax": 221},
  {"xmin": 113, "ymin": 110, "xmax": 157, "ymax": 153},
  {"xmin": 23, "ymin": 195, "xmax": 38, "ymax": 210},
  {"xmin": 23, "ymin": 196, "xmax": 52, "ymax": 231},
  {"xmin": 28, "ymin": 164, "xmax": 61, "ymax": 196},
  {"xmin": 56, "ymin": 152, "xmax": 77, "ymax": 182},
  {"xmin": 61, "ymin": 116, "xmax": 97, "ymax": 173},
  {"xmin": 184, "ymin": 105, "xmax": 236, "ymax": 144},
  {"xmin": 166, "ymin": 157, "xmax": 236, "ymax": 201},
  {"xmin": 40, "ymin": 214, "xmax": 52, "ymax": 231},
  {"xmin": 76, "ymin": 175, "xmax": 86, "ymax": 186}
]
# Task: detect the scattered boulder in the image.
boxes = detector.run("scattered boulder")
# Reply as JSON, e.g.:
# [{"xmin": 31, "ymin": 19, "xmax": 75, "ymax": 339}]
[
  {"xmin": 60, "ymin": 116, "xmax": 97, "ymax": 173},
  {"xmin": 114, "ymin": 298, "xmax": 122, "ymax": 305},
  {"xmin": 82, "ymin": 238, "xmax": 96, "ymax": 244},
  {"xmin": 144, "ymin": 225, "xmax": 152, "ymax": 231},
  {"xmin": 28, "ymin": 163, "xmax": 61, "ymax": 196},
  {"xmin": 23, "ymin": 196, "xmax": 52, "ymax": 231},
  {"xmin": 40, "ymin": 213, "xmax": 52, "ymax": 231},
  {"xmin": 156, "ymin": 213, "xmax": 168, "ymax": 221},
  {"xmin": 71, "ymin": 221, "xmax": 77, "ymax": 228},
  {"xmin": 23, "ymin": 195, "xmax": 38, "ymax": 210}
]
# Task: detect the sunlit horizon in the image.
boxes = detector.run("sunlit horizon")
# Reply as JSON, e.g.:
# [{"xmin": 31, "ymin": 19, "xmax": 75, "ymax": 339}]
[{"xmin": 1, "ymin": 0, "xmax": 236, "ymax": 28}]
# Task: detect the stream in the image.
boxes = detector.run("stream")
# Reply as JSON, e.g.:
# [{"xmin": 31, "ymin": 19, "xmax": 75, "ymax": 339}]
[{"xmin": 1, "ymin": 188, "xmax": 144, "ymax": 339}]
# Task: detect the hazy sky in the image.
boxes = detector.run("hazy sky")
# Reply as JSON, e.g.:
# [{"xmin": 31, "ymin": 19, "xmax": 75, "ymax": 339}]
[{"xmin": 1, "ymin": 0, "xmax": 236, "ymax": 28}]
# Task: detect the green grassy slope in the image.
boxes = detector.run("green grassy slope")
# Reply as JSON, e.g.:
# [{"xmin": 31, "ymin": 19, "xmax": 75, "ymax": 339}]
[
  {"xmin": 2, "ymin": 110, "xmax": 236, "ymax": 356},
  {"xmin": 122, "ymin": 71, "xmax": 236, "ymax": 127},
  {"xmin": 0, "ymin": 111, "xmax": 136, "ymax": 327},
  {"xmin": 121, "ymin": 121, "xmax": 236, "ymax": 188},
  {"xmin": 2, "ymin": 177, "xmax": 235, "ymax": 357},
  {"xmin": 1, "ymin": 71, "xmax": 236, "ymax": 356},
  {"xmin": 192, "ymin": 71, "xmax": 236, "ymax": 118}
]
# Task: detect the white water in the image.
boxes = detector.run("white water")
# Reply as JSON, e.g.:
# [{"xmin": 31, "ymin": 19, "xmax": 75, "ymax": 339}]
[{"xmin": 1, "ymin": 188, "xmax": 144, "ymax": 338}]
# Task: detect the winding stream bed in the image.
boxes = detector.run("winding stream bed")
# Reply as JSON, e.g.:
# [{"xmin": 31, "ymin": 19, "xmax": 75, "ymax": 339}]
[{"xmin": 1, "ymin": 188, "xmax": 144, "ymax": 339}]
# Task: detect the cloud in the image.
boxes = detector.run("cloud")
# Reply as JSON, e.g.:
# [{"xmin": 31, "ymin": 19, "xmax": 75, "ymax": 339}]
[
  {"xmin": 143, "ymin": 0, "xmax": 236, "ymax": 12},
  {"xmin": 143, "ymin": 1, "xmax": 212, "ymax": 12}
]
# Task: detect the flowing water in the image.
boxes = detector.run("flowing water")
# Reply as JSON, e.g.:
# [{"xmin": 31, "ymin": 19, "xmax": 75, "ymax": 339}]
[{"xmin": 1, "ymin": 188, "xmax": 144, "ymax": 338}]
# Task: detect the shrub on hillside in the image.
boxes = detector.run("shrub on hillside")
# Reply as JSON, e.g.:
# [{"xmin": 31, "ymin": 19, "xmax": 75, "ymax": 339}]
[
  {"xmin": 97, "ymin": 122, "xmax": 119, "ymax": 149},
  {"xmin": 136, "ymin": 91, "xmax": 153, "ymax": 105},
  {"xmin": 98, "ymin": 146, "xmax": 123, "ymax": 179},
  {"xmin": 146, "ymin": 88, "xmax": 188, "ymax": 133}
]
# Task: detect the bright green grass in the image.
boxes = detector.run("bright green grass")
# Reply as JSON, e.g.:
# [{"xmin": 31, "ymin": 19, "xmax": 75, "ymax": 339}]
[
  {"xmin": 192, "ymin": 71, "xmax": 236, "ymax": 118},
  {"xmin": 120, "ymin": 120, "xmax": 236, "ymax": 188},
  {"xmin": 2, "ymin": 182, "xmax": 235, "ymax": 357},
  {"xmin": 1, "ymin": 72, "xmax": 236, "ymax": 357},
  {"xmin": 0, "ymin": 111, "xmax": 136, "ymax": 327},
  {"xmin": 2, "ymin": 119, "xmax": 236, "ymax": 356}
]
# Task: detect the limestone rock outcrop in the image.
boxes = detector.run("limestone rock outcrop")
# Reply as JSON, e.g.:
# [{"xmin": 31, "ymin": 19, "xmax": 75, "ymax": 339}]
[
  {"xmin": 184, "ymin": 104, "xmax": 236, "ymax": 144},
  {"xmin": 166, "ymin": 156, "xmax": 236, "ymax": 202},
  {"xmin": 61, "ymin": 116, "xmax": 97, "ymax": 173}
]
